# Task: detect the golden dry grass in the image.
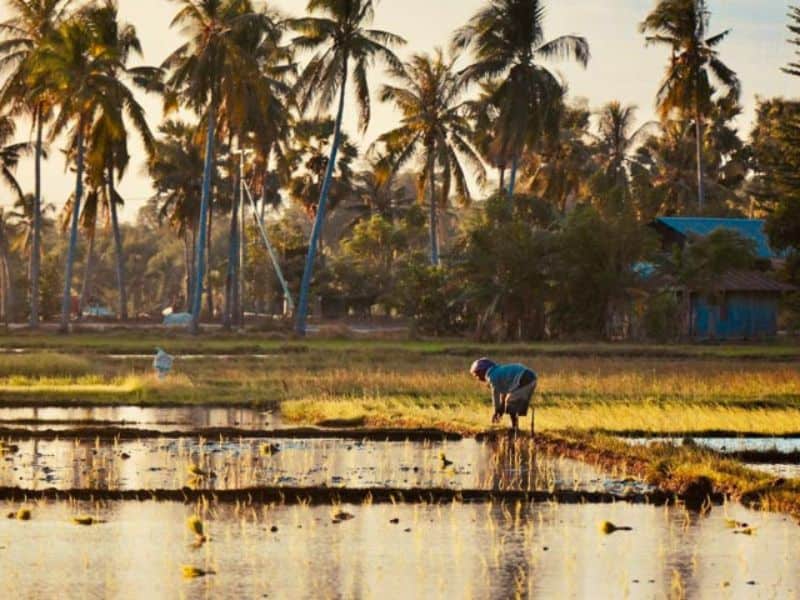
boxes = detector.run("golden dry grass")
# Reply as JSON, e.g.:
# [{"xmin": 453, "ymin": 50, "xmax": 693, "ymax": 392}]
[{"xmin": 0, "ymin": 349, "xmax": 798, "ymax": 434}]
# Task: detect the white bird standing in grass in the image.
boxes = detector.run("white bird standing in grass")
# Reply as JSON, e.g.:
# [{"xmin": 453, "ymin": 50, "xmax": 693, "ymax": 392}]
[{"xmin": 154, "ymin": 348, "xmax": 174, "ymax": 379}]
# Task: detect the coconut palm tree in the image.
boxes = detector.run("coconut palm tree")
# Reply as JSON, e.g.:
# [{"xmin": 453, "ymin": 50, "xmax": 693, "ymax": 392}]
[
  {"xmin": 786, "ymin": 5, "xmax": 800, "ymax": 78},
  {"xmin": 0, "ymin": 114, "xmax": 26, "ymax": 324},
  {"xmin": 453, "ymin": 0, "xmax": 589, "ymax": 197},
  {"xmin": 640, "ymin": 0, "xmax": 740, "ymax": 211},
  {"xmin": 466, "ymin": 80, "xmax": 513, "ymax": 192},
  {"xmin": 290, "ymin": 0, "xmax": 405, "ymax": 335},
  {"xmin": 79, "ymin": 0, "xmax": 155, "ymax": 321},
  {"xmin": 588, "ymin": 101, "xmax": 656, "ymax": 214},
  {"xmin": 29, "ymin": 11, "xmax": 144, "ymax": 332},
  {"xmin": 377, "ymin": 49, "xmax": 485, "ymax": 265},
  {"xmin": 0, "ymin": 0, "xmax": 73, "ymax": 327},
  {"xmin": 149, "ymin": 120, "xmax": 204, "ymax": 309},
  {"xmin": 162, "ymin": 0, "xmax": 270, "ymax": 333},
  {"xmin": 212, "ymin": 7, "xmax": 292, "ymax": 329}
]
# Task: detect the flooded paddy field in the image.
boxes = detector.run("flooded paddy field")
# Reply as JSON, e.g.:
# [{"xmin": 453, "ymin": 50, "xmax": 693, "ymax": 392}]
[
  {"xmin": 626, "ymin": 436, "xmax": 800, "ymax": 454},
  {"xmin": 0, "ymin": 405, "xmax": 279, "ymax": 432},
  {"xmin": 625, "ymin": 436, "xmax": 800, "ymax": 480},
  {"xmin": 0, "ymin": 498, "xmax": 797, "ymax": 599},
  {"xmin": 0, "ymin": 436, "xmax": 650, "ymax": 495}
]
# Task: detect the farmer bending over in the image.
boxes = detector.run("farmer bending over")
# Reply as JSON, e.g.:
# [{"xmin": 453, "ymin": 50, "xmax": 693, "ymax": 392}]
[{"xmin": 470, "ymin": 358, "xmax": 537, "ymax": 433}]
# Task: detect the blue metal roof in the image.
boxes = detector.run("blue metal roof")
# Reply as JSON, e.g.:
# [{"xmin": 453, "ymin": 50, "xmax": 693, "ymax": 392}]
[{"xmin": 654, "ymin": 217, "xmax": 778, "ymax": 259}]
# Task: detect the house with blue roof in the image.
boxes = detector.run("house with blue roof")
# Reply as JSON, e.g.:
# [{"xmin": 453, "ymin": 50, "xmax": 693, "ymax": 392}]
[
  {"xmin": 648, "ymin": 217, "xmax": 796, "ymax": 340},
  {"xmin": 650, "ymin": 217, "xmax": 781, "ymax": 260}
]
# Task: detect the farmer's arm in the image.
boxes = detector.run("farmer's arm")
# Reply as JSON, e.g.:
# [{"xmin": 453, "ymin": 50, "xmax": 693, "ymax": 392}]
[{"xmin": 492, "ymin": 387, "xmax": 504, "ymax": 423}]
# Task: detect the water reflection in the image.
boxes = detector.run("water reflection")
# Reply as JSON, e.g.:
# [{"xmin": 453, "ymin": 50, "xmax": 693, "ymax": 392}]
[
  {"xmin": 0, "ymin": 500, "xmax": 796, "ymax": 599},
  {"xmin": 0, "ymin": 406, "xmax": 278, "ymax": 431},
  {"xmin": 0, "ymin": 437, "xmax": 648, "ymax": 493}
]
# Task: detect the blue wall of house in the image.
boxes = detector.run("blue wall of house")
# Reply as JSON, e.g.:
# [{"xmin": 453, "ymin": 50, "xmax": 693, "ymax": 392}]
[{"xmin": 691, "ymin": 293, "xmax": 779, "ymax": 340}]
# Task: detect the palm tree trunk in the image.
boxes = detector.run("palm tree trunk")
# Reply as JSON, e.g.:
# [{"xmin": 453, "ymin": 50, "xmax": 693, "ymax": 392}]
[
  {"xmin": 108, "ymin": 166, "xmax": 128, "ymax": 320},
  {"xmin": 695, "ymin": 108, "xmax": 705, "ymax": 212},
  {"xmin": 499, "ymin": 167, "xmax": 506, "ymax": 194},
  {"xmin": 190, "ymin": 101, "xmax": 216, "ymax": 334},
  {"xmin": 223, "ymin": 168, "xmax": 239, "ymax": 331},
  {"xmin": 238, "ymin": 160, "xmax": 246, "ymax": 326},
  {"xmin": 59, "ymin": 127, "xmax": 85, "ymax": 334},
  {"xmin": 507, "ymin": 155, "xmax": 519, "ymax": 198},
  {"xmin": 78, "ymin": 226, "xmax": 96, "ymax": 317},
  {"xmin": 294, "ymin": 56, "xmax": 349, "ymax": 336},
  {"xmin": 29, "ymin": 109, "xmax": 43, "ymax": 328},
  {"xmin": 0, "ymin": 221, "xmax": 12, "ymax": 326},
  {"xmin": 206, "ymin": 201, "xmax": 214, "ymax": 318},
  {"xmin": 183, "ymin": 228, "xmax": 193, "ymax": 310},
  {"xmin": 427, "ymin": 148, "xmax": 439, "ymax": 266}
]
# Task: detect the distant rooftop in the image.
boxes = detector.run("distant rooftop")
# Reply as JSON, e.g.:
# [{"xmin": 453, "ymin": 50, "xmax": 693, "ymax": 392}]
[{"xmin": 651, "ymin": 217, "xmax": 779, "ymax": 260}]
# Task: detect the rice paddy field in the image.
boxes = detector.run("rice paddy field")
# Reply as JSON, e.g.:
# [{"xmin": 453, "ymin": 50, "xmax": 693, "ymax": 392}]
[{"xmin": 1, "ymin": 332, "xmax": 799, "ymax": 598}]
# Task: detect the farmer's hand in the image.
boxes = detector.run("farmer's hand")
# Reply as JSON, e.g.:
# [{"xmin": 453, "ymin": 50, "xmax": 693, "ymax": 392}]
[{"xmin": 491, "ymin": 412, "xmax": 501, "ymax": 424}]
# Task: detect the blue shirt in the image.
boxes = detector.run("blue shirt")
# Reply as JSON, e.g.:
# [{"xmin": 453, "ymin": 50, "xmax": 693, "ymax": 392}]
[{"xmin": 486, "ymin": 364, "xmax": 536, "ymax": 394}]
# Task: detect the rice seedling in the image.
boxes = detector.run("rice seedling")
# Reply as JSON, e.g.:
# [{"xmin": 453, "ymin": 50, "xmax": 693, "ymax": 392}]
[
  {"xmin": 598, "ymin": 520, "xmax": 633, "ymax": 534},
  {"xmin": 187, "ymin": 516, "xmax": 207, "ymax": 543},
  {"xmin": 72, "ymin": 515, "xmax": 104, "ymax": 525},
  {"xmin": 181, "ymin": 565, "xmax": 215, "ymax": 578}
]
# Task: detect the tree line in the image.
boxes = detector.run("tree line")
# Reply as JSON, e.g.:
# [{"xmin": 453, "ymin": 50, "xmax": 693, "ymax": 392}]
[{"xmin": 0, "ymin": 0, "xmax": 797, "ymax": 339}]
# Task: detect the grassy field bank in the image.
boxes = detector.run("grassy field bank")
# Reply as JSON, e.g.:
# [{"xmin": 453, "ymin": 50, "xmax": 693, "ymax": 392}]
[{"xmin": 0, "ymin": 343, "xmax": 798, "ymax": 437}]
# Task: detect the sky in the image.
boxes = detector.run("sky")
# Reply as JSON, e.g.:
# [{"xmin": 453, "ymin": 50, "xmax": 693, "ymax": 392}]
[{"xmin": 0, "ymin": 0, "xmax": 796, "ymax": 222}]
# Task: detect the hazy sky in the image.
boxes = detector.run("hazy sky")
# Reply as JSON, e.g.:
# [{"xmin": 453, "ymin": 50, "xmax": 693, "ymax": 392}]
[{"xmin": 0, "ymin": 0, "xmax": 796, "ymax": 222}]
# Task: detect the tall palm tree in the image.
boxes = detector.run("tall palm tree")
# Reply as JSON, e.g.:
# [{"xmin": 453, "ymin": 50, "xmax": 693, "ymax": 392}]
[
  {"xmin": 785, "ymin": 5, "xmax": 800, "ymax": 78},
  {"xmin": 163, "ymin": 0, "xmax": 271, "ymax": 334},
  {"xmin": 290, "ymin": 0, "xmax": 405, "ymax": 335},
  {"xmin": 453, "ymin": 0, "xmax": 589, "ymax": 197},
  {"xmin": 377, "ymin": 49, "xmax": 485, "ymax": 265},
  {"xmin": 212, "ymin": 6, "xmax": 292, "ymax": 329},
  {"xmin": 640, "ymin": 0, "xmax": 740, "ymax": 211},
  {"xmin": 0, "ymin": 0, "xmax": 73, "ymax": 327},
  {"xmin": 149, "ymin": 120, "xmax": 204, "ymax": 308},
  {"xmin": 466, "ymin": 80, "xmax": 513, "ymax": 192},
  {"xmin": 588, "ymin": 101, "xmax": 655, "ymax": 213},
  {"xmin": 29, "ymin": 11, "xmax": 143, "ymax": 332},
  {"xmin": 80, "ymin": 0, "xmax": 155, "ymax": 321},
  {"xmin": 0, "ymin": 114, "xmax": 26, "ymax": 324}
]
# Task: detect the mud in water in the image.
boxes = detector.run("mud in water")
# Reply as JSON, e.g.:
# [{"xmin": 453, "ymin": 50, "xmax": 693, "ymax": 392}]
[
  {"xmin": 0, "ymin": 437, "xmax": 651, "ymax": 495},
  {"xmin": 0, "ymin": 499, "xmax": 796, "ymax": 599}
]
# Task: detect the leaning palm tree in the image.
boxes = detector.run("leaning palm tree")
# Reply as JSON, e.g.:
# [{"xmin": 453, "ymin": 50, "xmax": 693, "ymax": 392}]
[
  {"xmin": 0, "ymin": 0, "xmax": 73, "ymax": 327},
  {"xmin": 453, "ymin": 0, "xmax": 589, "ymax": 197},
  {"xmin": 162, "ymin": 0, "xmax": 270, "ymax": 334},
  {"xmin": 640, "ymin": 0, "xmax": 740, "ymax": 211},
  {"xmin": 377, "ymin": 49, "xmax": 485, "ymax": 265},
  {"xmin": 290, "ymin": 0, "xmax": 405, "ymax": 335}
]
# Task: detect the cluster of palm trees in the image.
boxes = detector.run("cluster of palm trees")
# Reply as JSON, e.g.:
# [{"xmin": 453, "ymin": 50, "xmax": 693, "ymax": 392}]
[{"xmin": 0, "ymin": 0, "xmax": 742, "ymax": 335}]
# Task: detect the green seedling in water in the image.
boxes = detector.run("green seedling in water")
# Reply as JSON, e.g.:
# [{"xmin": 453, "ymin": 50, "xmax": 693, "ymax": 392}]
[
  {"xmin": 187, "ymin": 516, "xmax": 207, "ymax": 543},
  {"xmin": 733, "ymin": 526, "xmax": 756, "ymax": 535},
  {"xmin": 724, "ymin": 518, "xmax": 748, "ymax": 529},
  {"xmin": 6, "ymin": 508, "xmax": 31, "ymax": 520},
  {"xmin": 72, "ymin": 515, "xmax": 104, "ymax": 526},
  {"xmin": 182, "ymin": 565, "xmax": 215, "ymax": 578},
  {"xmin": 188, "ymin": 464, "xmax": 206, "ymax": 477},
  {"xmin": 259, "ymin": 443, "xmax": 280, "ymax": 456},
  {"xmin": 599, "ymin": 520, "xmax": 633, "ymax": 534}
]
